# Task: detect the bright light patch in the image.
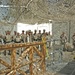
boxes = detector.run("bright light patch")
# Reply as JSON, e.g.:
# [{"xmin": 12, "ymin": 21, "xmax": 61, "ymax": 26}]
[{"xmin": 17, "ymin": 23, "xmax": 52, "ymax": 34}]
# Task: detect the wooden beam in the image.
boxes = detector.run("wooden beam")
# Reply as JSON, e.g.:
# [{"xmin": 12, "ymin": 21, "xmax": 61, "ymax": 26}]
[
  {"xmin": 17, "ymin": 46, "xmax": 32, "ymax": 65},
  {"xmin": 29, "ymin": 47, "xmax": 33, "ymax": 75},
  {"xmin": 11, "ymin": 48, "xmax": 16, "ymax": 75},
  {"xmin": 0, "ymin": 59, "xmax": 11, "ymax": 68},
  {"xmin": 0, "ymin": 42, "xmax": 45, "ymax": 51},
  {"xmin": 0, "ymin": 69, "xmax": 11, "ymax": 74},
  {"xmin": 41, "ymin": 44, "xmax": 46, "ymax": 72},
  {"xmin": 17, "ymin": 58, "xmax": 41, "ymax": 69},
  {"xmin": 33, "ymin": 46, "xmax": 43, "ymax": 58}
]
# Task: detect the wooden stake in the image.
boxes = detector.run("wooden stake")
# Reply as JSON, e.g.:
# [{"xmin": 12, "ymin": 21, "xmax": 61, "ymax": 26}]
[
  {"xmin": 29, "ymin": 47, "xmax": 33, "ymax": 75},
  {"xmin": 11, "ymin": 48, "xmax": 16, "ymax": 75}
]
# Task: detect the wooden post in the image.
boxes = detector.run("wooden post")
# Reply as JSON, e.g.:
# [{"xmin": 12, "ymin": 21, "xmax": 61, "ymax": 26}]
[
  {"xmin": 11, "ymin": 48, "xmax": 16, "ymax": 75},
  {"xmin": 29, "ymin": 47, "xmax": 33, "ymax": 75},
  {"xmin": 41, "ymin": 43, "xmax": 46, "ymax": 72}
]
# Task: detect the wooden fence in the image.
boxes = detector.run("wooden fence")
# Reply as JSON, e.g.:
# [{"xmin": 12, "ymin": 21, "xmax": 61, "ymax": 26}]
[{"xmin": 0, "ymin": 42, "xmax": 46, "ymax": 75}]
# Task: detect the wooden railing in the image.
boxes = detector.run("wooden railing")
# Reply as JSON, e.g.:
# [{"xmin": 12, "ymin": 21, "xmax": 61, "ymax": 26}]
[{"xmin": 0, "ymin": 42, "xmax": 46, "ymax": 75}]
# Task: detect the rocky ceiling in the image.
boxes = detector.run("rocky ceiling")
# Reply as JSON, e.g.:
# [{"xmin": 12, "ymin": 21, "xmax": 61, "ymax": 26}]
[{"xmin": 0, "ymin": 0, "xmax": 75, "ymax": 25}]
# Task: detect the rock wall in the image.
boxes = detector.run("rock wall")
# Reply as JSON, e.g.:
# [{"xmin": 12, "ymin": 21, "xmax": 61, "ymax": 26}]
[
  {"xmin": 52, "ymin": 20, "xmax": 75, "ymax": 43},
  {"xmin": 0, "ymin": 24, "xmax": 17, "ymax": 35}
]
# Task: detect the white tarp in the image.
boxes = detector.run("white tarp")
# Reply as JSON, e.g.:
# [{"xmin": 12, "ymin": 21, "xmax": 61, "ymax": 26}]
[{"xmin": 17, "ymin": 23, "xmax": 52, "ymax": 34}]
